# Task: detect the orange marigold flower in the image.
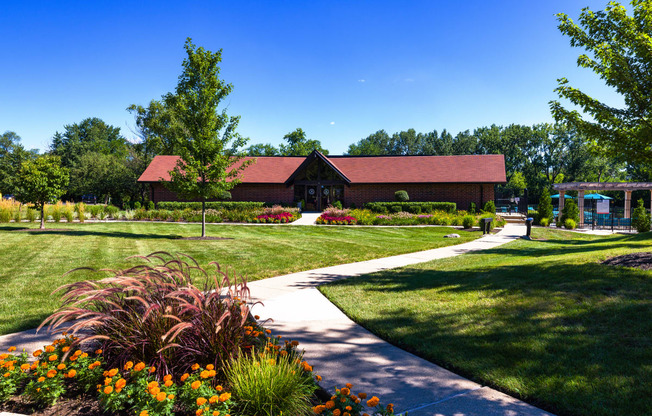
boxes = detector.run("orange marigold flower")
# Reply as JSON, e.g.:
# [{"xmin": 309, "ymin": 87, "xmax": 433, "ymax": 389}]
[
  {"xmin": 105, "ymin": 377, "xmax": 113, "ymax": 385},
  {"xmin": 343, "ymin": 413, "xmax": 350, "ymax": 416},
  {"xmin": 20, "ymin": 363, "xmax": 29, "ymax": 371},
  {"xmin": 8, "ymin": 347, "xmax": 16, "ymax": 352},
  {"xmin": 218, "ymin": 392, "xmax": 231, "ymax": 402},
  {"xmin": 148, "ymin": 381, "xmax": 159, "ymax": 389},
  {"xmin": 206, "ymin": 364, "xmax": 214, "ymax": 371},
  {"xmin": 346, "ymin": 383, "xmax": 353, "ymax": 389},
  {"xmin": 164, "ymin": 380, "xmax": 173, "ymax": 387},
  {"xmin": 197, "ymin": 397, "xmax": 207, "ymax": 406},
  {"xmin": 33, "ymin": 350, "xmax": 42, "ymax": 357},
  {"xmin": 386, "ymin": 403, "xmax": 394, "ymax": 412},
  {"xmin": 61, "ymin": 346, "xmax": 70, "ymax": 353},
  {"xmin": 134, "ymin": 362, "xmax": 146, "ymax": 372},
  {"xmin": 291, "ymin": 340, "xmax": 299, "ymax": 347},
  {"xmin": 45, "ymin": 346, "xmax": 55, "ymax": 353},
  {"xmin": 104, "ymin": 386, "xmax": 113, "ymax": 394},
  {"xmin": 2, "ymin": 372, "xmax": 9, "ymax": 378},
  {"xmin": 191, "ymin": 363, "xmax": 200, "ymax": 371},
  {"xmin": 163, "ymin": 374, "xmax": 172, "ymax": 382},
  {"xmin": 191, "ymin": 380, "xmax": 201, "ymax": 390},
  {"xmin": 212, "ymin": 412, "xmax": 219, "ymax": 416},
  {"xmin": 73, "ymin": 350, "xmax": 82, "ymax": 357},
  {"xmin": 208, "ymin": 370, "xmax": 216, "ymax": 377},
  {"xmin": 124, "ymin": 361, "xmax": 134, "ymax": 371},
  {"xmin": 280, "ymin": 350, "xmax": 288, "ymax": 357},
  {"xmin": 340, "ymin": 397, "xmax": 347, "ymax": 403},
  {"xmin": 341, "ymin": 387, "xmax": 350, "ymax": 396},
  {"xmin": 80, "ymin": 353, "xmax": 88, "ymax": 359},
  {"xmin": 325, "ymin": 401, "xmax": 335, "ymax": 409},
  {"xmin": 265, "ymin": 329, "xmax": 271, "ymax": 334},
  {"xmin": 148, "ymin": 366, "xmax": 156, "ymax": 373},
  {"xmin": 200, "ymin": 370, "xmax": 210, "ymax": 379},
  {"xmin": 358, "ymin": 392, "xmax": 367, "ymax": 399},
  {"xmin": 150, "ymin": 386, "xmax": 160, "ymax": 396},
  {"xmin": 209, "ymin": 395, "xmax": 219, "ymax": 404},
  {"xmin": 215, "ymin": 385, "xmax": 223, "ymax": 392},
  {"xmin": 116, "ymin": 378, "xmax": 127, "ymax": 389},
  {"xmin": 367, "ymin": 396, "xmax": 380, "ymax": 407},
  {"xmin": 139, "ymin": 411, "xmax": 149, "ymax": 416},
  {"xmin": 108, "ymin": 368, "xmax": 119, "ymax": 377},
  {"xmin": 313, "ymin": 405, "xmax": 326, "ymax": 414},
  {"xmin": 48, "ymin": 354, "xmax": 58, "ymax": 362},
  {"xmin": 156, "ymin": 392, "xmax": 167, "ymax": 402},
  {"xmin": 95, "ymin": 349, "xmax": 103, "ymax": 355},
  {"xmin": 57, "ymin": 364, "xmax": 66, "ymax": 370},
  {"xmin": 168, "ymin": 394, "xmax": 174, "ymax": 400},
  {"xmin": 69, "ymin": 356, "xmax": 78, "ymax": 362},
  {"xmin": 67, "ymin": 369, "xmax": 77, "ymax": 378},
  {"xmin": 346, "ymin": 406, "xmax": 352, "ymax": 411},
  {"xmin": 333, "ymin": 410, "xmax": 341, "ymax": 416},
  {"xmin": 37, "ymin": 376, "xmax": 45, "ymax": 382},
  {"xmin": 180, "ymin": 373, "xmax": 190, "ymax": 382},
  {"xmin": 46, "ymin": 369, "xmax": 57, "ymax": 378},
  {"xmin": 196, "ymin": 410, "xmax": 203, "ymax": 416}
]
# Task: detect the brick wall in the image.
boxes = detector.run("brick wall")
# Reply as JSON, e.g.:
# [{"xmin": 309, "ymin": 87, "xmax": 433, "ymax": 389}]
[
  {"xmin": 344, "ymin": 183, "xmax": 495, "ymax": 210},
  {"xmin": 151, "ymin": 182, "xmax": 495, "ymax": 209},
  {"xmin": 151, "ymin": 183, "xmax": 293, "ymax": 205}
]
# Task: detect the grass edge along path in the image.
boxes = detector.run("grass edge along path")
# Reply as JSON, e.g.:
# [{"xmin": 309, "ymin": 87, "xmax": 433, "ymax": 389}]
[
  {"xmin": 0, "ymin": 221, "xmax": 481, "ymax": 335},
  {"xmin": 320, "ymin": 228, "xmax": 652, "ymax": 416}
]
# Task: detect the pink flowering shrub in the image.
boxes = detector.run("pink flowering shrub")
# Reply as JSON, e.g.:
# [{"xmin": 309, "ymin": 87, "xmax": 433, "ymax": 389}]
[
  {"xmin": 252, "ymin": 212, "xmax": 297, "ymax": 223},
  {"xmin": 316, "ymin": 214, "xmax": 357, "ymax": 225}
]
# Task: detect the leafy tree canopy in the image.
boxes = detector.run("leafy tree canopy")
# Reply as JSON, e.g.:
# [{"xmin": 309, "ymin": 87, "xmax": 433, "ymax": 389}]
[
  {"xmin": 550, "ymin": 0, "xmax": 652, "ymax": 164},
  {"xmin": 245, "ymin": 143, "xmax": 279, "ymax": 156},
  {"xmin": 0, "ymin": 131, "xmax": 36, "ymax": 196},
  {"xmin": 279, "ymin": 128, "xmax": 328, "ymax": 156},
  {"xmin": 15, "ymin": 155, "xmax": 69, "ymax": 229}
]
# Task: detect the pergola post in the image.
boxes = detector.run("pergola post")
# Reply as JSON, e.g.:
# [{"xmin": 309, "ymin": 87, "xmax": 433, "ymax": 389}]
[
  {"xmin": 559, "ymin": 190, "xmax": 565, "ymax": 214},
  {"xmin": 624, "ymin": 191, "xmax": 632, "ymax": 219},
  {"xmin": 578, "ymin": 190, "xmax": 585, "ymax": 226}
]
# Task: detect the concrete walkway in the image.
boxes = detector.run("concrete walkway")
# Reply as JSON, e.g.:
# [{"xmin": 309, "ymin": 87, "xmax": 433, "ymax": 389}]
[
  {"xmin": 0, "ymin": 223, "xmax": 553, "ymax": 416},
  {"xmin": 291, "ymin": 211, "xmax": 321, "ymax": 225}
]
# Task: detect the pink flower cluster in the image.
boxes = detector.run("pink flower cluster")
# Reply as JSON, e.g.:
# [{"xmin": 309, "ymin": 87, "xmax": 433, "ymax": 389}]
[
  {"xmin": 316, "ymin": 214, "xmax": 357, "ymax": 225},
  {"xmin": 254, "ymin": 212, "xmax": 295, "ymax": 223}
]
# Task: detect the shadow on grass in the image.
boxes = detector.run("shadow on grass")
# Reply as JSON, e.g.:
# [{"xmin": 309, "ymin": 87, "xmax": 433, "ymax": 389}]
[
  {"xmin": 20, "ymin": 229, "xmax": 184, "ymax": 240},
  {"xmin": 324, "ymin": 260, "xmax": 652, "ymax": 416}
]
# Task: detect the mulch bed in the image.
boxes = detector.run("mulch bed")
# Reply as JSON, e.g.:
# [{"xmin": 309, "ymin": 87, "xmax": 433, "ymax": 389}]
[{"xmin": 602, "ymin": 251, "xmax": 652, "ymax": 270}]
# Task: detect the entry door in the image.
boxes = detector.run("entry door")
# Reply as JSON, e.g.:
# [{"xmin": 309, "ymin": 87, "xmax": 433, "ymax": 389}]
[{"xmin": 306, "ymin": 185, "xmax": 318, "ymax": 211}]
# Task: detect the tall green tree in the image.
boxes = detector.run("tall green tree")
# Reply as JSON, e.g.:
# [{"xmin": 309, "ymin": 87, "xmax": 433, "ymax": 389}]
[
  {"xmin": 245, "ymin": 143, "xmax": 279, "ymax": 156},
  {"xmin": 346, "ymin": 130, "xmax": 393, "ymax": 155},
  {"xmin": 279, "ymin": 128, "xmax": 328, "ymax": 156},
  {"xmin": 550, "ymin": 0, "xmax": 652, "ymax": 164},
  {"xmin": 16, "ymin": 156, "xmax": 69, "ymax": 229},
  {"xmin": 0, "ymin": 131, "xmax": 36, "ymax": 196},
  {"xmin": 137, "ymin": 38, "xmax": 250, "ymax": 238}
]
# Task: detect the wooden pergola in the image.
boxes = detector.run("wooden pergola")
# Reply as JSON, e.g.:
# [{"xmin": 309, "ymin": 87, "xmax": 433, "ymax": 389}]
[{"xmin": 553, "ymin": 182, "xmax": 652, "ymax": 224}]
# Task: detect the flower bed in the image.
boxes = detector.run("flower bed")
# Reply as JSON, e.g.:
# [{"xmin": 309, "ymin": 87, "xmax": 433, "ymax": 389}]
[
  {"xmin": 316, "ymin": 215, "xmax": 357, "ymax": 225},
  {"xmin": 251, "ymin": 212, "xmax": 297, "ymax": 223},
  {"xmin": 0, "ymin": 253, "xmax": 396, "ymax": 416}
]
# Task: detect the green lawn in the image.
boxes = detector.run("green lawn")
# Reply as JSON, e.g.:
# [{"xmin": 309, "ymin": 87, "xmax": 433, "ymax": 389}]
[
  {"xmin": 320, "ymin": 228, "xmax": 652, "ymax": 416},
  {"xmin": 0, "ymin": 221, "xmax": 479, "ymax": 335}
]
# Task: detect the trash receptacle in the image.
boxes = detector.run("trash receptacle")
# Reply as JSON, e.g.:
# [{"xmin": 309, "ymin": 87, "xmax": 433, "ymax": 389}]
[
  {"xmin": 526, "ymin": 217, "xmax": 534, "ymax": 237},
  {"xmin": 481, "ymin": 218, "xmax": 493, "ymax": 235}
]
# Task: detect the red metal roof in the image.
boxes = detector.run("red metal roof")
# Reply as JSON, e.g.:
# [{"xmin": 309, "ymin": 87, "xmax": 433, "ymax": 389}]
[{"xmin": 137, "ymin": 154, "xmax": 506, "ymax": 184}]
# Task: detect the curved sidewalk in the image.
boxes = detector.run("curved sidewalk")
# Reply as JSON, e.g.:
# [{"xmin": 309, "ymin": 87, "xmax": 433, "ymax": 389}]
[{"xmin": 247, "ymin": 223, "xmax": 553, "ymax": 416}]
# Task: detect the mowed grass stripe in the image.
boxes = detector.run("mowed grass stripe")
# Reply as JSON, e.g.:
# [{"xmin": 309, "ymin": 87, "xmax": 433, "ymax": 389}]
[{"xmin": 0, "ymin": 221, "xmax": 480, "ymax": 334}]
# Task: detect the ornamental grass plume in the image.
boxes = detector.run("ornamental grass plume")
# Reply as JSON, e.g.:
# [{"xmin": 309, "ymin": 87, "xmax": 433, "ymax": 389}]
[{"xmin": 39, "ymin": 252, "xmax": 259, "ymax": 378}]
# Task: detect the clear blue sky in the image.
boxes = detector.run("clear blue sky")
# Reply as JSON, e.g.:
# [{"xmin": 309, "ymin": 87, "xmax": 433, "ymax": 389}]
[{"xmin": 0, "ymin": 0, "xmax": 621, "ymax": 154}]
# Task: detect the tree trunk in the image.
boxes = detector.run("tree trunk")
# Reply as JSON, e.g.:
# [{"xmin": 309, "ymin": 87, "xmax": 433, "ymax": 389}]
[
  {"xmin": 40, "ymin": 204, "xmax": 45, "ymax": 230},
  {"xmin": 201, "ymin": 199, "xmax": 206, "ymax": 238}
]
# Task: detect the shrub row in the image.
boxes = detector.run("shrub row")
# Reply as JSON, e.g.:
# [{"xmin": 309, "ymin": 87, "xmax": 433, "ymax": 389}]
[
  {"xmin": 157, "ymin": 201, "xmax": 265, "ymax": 211},
  {"xmin": 363, "ymin": 202, "xmax": 457, "ymax": 214}
]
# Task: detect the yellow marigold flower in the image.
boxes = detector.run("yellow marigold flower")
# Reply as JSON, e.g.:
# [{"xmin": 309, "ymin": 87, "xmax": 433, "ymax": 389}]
[
  {"xmin": 7, "ymin": 347, "xmax": 16, "ymax": 352},
  {"xmin": 134, "ymin": 362, "xmax": 146, "ymax": 372},
  {"xmin": 37, "ymin": 376, "xmax": 45, "ymax": 382},
  {"xmin": 358, "ymin": 392, "xmax": 367, "ymax": 399},
  {"xmin": 139, "ymin": 411, "xmax": 149, "ymax": 416},
  {"xmin": 333, "ymin": 410, "xmax": 341, "ymax": 416},
  {"xmin": 191, "ymin": 380, "xmax": 201, "ymax": 390},
  {"xmin": 191, "ymin": 363, "xmax": 200, "ymax": 371},
  {"xmin": 341, "ymin": 387, "xmax": 350, "ymax": 396},
  {"xmin": 156, "ymin": 392, "xmax": 167, "ymax": 402},
  {"xmin": 48, "ymin": 354, "xmax": 58, "ymax": 362},
  {"xmin": 46, "ymin": 369, "xmax": 57, "ymax": 378},
  {"xmin": 325, "ymin": 401, "xmax": 335, "ymax": 409},
  {"xmin": 68, "ymin": 369, "xmax": 77, "ymax": 378},
  {"xmin": 104, "ymin": 386, "xmax": 113, "ymax": 394},
  {"xmin": 45, "ymin": 346, "xmax": 55, "ymax": 353},
  {"xmin": 57, "ymin": 363, "xmax": 66, "ymax": 370},
  {"xmin": 367, "ymin": 396, "xmax": 380, "ymax": 407},
  {"xmin": 116, "ymin": 378, "xmax": 127, "ymax": 389},
  {"xmin": 209, "ymin": 395, "xmax": 219, "ymax": 404},
  {"xmin": 33, "ymin": 350, "xmax": 42, "ymax": 357},
  {"xmin": 180, "ymin": 373, "xmax": 190, "ymax": 382},
  {"xmin": 124, "ymin": 361, "xmax": 134, "ymax": 371},
  {"xmin": 218, "ymin": 392, "xmax": 231, "ymax": 402},
  {"xmin": 20, "ymin": 363, "xmax": 29, "ymax": 371},
  {"xmin": 197, "ymin": 397, "xmax": 207, "ymax": 406}
]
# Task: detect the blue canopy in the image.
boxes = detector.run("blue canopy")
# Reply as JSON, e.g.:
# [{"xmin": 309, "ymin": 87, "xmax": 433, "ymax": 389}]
[
  {"xmin": 551, "ymin": 194, "xmax": 573, "ymax": 199},
  {"xmin": 583, "ymin": 193, "xmax": 613, "ymax": 200}
]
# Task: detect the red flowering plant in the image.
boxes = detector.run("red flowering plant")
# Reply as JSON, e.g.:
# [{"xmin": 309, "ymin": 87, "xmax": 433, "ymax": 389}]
[
  {"xmin": 316, "ymin": 215, "xmax": 357, "ymax": 225},
  {"xmin": 254, "ymin": 212, "xmax": 295, "ymax": 223}
]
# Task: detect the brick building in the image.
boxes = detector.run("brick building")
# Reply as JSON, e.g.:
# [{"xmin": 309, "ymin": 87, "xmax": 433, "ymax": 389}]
[{"xmin": 138, "ymin": 151, "xmax": 506, "ymax": 211}]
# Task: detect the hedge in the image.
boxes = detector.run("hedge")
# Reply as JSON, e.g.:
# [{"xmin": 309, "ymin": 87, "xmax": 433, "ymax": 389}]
[
  {"xmin": 157, "ymin": 201, "xmax": 265, "ymax": 211},
  {"xmin": 363, "ymin": 201, "xmax": 457, "ymax": 214}
]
